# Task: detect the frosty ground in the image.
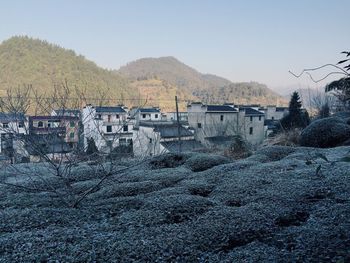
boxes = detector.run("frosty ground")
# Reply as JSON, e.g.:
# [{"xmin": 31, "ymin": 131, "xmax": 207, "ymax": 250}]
[{"xmin": 0, "ymin": 146, "xmax": 349, "ymax": 262}]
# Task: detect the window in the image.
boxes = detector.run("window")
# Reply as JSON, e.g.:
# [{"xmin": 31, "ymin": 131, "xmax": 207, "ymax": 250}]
[
  {"xmin": 220, "ymin": 115, "xmax": 224, "ymax": 121},
  {"xmin": 97, "ymin": 114, "xmax": 102, "ymax": 119},
  {"xmin": 70, "ymin": 132, "xmax": 75, "ymax": 138},
  {"xmin": 119, "ymin": 138, "xmax": 127, "ymax": 146},
  {"xmin": 249, "ymin": 127, "xmax": 253, "ymax": 135},
  {"xmin": 106, "ymin": 125, "xmax": 112, "ymax": 133},
  {"xmin": 250, "ymin": 116, "xmax": 253, "ymax": 122},
  {"xmin": 272, "ymin": 117, "xmax": 275, "ymax": 120},
  {"xmin": 2, "ymin": 123, "xmax": 8, "ymax": 128},
  {"xmin": 142, "ymin": 114, "xmax": 146, "ymax": 119},
  {"xmin": 18, "ymin": 121, "xmax": 24, "ymax": 128},
  {"xmin": 70, "ymin": 121, "xmax": 75, "ymax": 127},
  {"xmin": 149, "ymin": 138, "xmax": 153, "ymax": 143},
  {"xmin": 123, "ymin": 125, "xmax": 128, "ymax": 132},
  {"xmin": 116, "ymin": 114, "xmax": 119, "ymax": 119},
  {"xmin": 259, "ymin": 116, "xmax": 262, "ymax": 121},
  {"xmin": 48, "ymin": 122, "xmax": 51, "ymax": 128},
  {"xmin": 108, "ymin": 115, "xmax": 111, "ymax": 122},
  {"xmin": 38, "ymin": 121, "xmax": 43, "ymax": 128},
  {"xmin": 197, "ymin": 123, "xmax": 202, "ymax": 128},
  {"xmin": 155, "ymin": 114, "xmax": 158, "ymax": 119}
]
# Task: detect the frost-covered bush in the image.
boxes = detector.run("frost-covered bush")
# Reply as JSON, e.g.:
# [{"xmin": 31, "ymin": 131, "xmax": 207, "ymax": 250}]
[{"xmin": 185, "ymin": 153, "xmax": 231, "ymax": 172}]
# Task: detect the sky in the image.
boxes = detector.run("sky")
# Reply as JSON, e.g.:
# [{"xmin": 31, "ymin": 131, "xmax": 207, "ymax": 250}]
[{"xmin": 0, "ymin": 0, "xmax": 349, "ymax": 92}]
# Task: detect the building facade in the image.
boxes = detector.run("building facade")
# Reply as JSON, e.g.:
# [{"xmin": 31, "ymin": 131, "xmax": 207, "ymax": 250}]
[{"xmin": 82, "ymin": 105, "xmax": 133, "ymax": 153}]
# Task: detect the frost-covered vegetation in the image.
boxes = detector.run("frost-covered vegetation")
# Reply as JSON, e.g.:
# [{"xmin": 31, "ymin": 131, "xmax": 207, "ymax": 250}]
[{"xmin": 1, "ymin": 147, "xmax": 350, "ymax": 262}]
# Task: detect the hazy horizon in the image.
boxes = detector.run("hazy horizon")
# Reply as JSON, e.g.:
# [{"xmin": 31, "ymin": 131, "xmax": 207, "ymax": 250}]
[{"xmin": 1, "ymin": 0, "xmax": 349, "ymax": 91}]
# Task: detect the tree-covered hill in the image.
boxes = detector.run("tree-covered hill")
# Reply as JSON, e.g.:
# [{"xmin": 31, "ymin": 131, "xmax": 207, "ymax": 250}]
[
  {"xmin": 118, "ymin": 56, "xmax": 287, "ymax": 106},
  {"xmin": 0, "ymin": 36, "xmax": 287, "ymax": 111},
  {"xmin": 0, "ymin": 36, "xmax": 133, "ymax": 103},
  {"xmin": 117, "ymin": 56, "xmax": 232, "ymax": 92}
]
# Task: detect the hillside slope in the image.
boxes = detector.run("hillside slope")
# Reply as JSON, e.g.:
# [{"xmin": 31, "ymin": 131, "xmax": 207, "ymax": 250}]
[
  {"xmin": 0, "ymin": 36, "xmax": 132, "ymax": 103},
  {"xmin": 118, "ymin": 56, "xmax": 287, "ymax": 106}
]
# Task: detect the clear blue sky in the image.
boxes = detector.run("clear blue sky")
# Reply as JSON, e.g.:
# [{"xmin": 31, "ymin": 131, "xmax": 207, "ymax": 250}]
[{"xmin": 0, "ymin": 0, "xmax": 349, "ymax": 91}]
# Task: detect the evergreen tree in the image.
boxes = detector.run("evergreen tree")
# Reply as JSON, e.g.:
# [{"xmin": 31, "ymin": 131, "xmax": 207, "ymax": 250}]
[
  {"xmin": 86, "ymin": 137, "xmax": 98, "ymax": 155},
  {"xmin": 281, "ymin": 91, "xmax": 309, "ymax": 129}
]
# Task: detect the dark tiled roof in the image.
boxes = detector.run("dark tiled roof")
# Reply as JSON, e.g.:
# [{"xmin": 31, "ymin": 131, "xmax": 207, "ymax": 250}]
[
  {"xmin": 139, "ymin": 122, "xmax": 193, "ymax": 138},
  {"xmin": 161, "ymin": 140, "xmax": 204, "ymax": 152},
  {"xmin": 155, "ymin": 125, "xmax": 193, "ymax": 138},
  {"xmin": 207, "ymin": 105, "xmax": 237, "ymax": 112},
  {"xmin": 30, "ymin": 116, "xmax": 79, "ymax": 121},
  {"xmin": 243, "ymin": 108, "xmax": 265, "ymax": 116},
  {"xmin": 139, "ymin": 108, "xmax": 160, "ymax": 113},
  {"xmin": 0, "ymin": 113, "xmax": 26, "ymax": 122},
  {"xmin": 95, "ymin": 106, "xmax": 126, "ymax": 113},
  {"xmin": 276, "ymin": 107, "xmax": 288, "ymax": 112}
]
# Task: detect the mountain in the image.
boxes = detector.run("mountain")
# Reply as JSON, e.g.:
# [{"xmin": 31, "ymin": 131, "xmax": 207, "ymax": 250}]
[
  {"xmin": 118, "ymin": 56, "xmax": 287, "ymax": 106},
  {"xmin": 0, "ymin": 36, "xmax": 287, "ymax": 112},
  {"xmin": 0, "ymin": 36, "xmax": 133, "ymax": 106},
  {"xmin": 118, "ymin": 56, "xmax": 232, "ymax": 92}
]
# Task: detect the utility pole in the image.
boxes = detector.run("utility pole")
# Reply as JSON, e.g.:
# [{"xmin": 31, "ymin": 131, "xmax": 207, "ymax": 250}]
[{"xmin": 175, "ymin": 96, "xmax": 182, "ymax": 153}]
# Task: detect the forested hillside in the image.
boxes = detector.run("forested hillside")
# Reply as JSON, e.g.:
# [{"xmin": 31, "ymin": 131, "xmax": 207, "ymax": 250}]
[
  {"xmin": 119, "ymin": 56, "xmax": 287, "ymax": 106},
  {"xmin": 0, "ymin": 36, "xmax": 287, "ymax": 111},
  {"xmin": 0, "ymin": 36, "xmax": 133, "ymax": 104}
]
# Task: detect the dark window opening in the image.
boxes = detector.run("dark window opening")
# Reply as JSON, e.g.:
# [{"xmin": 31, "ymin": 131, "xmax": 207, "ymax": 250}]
[
  {"xmin": 123, "ymin": 125, "xmax": 128, "ymax": 132},
  {"xmin": 70, "ymin": 121, "xmax": 75, "ymax": 127},
  {"xmin": 70, "ymin": 132, "xmax": 75, "ymax": 138},
  {"xmin": 249, "ymin": 127, "xmax": 253, "ymax": 135},
  {"xmin": 18, "ymin": 121, "xmax": 24, "ymax": 128},
  {"xmin": 220, "ymin": 115, "xmax": 224, "ymax": 121},
  {"xmin": 116, "ymin": 114, "xmax": 119, "ymax": 119},
  {"xmin": 259, "ymin": 116, "xmax": 262, "ymax": 121},
  {"xmin": 197, "ymin": 123, "xmax": 202, "ymax": 128},
  {"xmin": 3, "ymin": 123, "xmax": 9, "ymax": 128},
  {"xmin": 38, "ymin": 121, "xmax": 43, "ymax": 128},
  {"xmin": 155, "ymin": 114, "xmax": 158, "ymax": 119},
  {"xmin": 142, "ymin": 114, "xmax": 146, "ymax": 118},
  {"xmin": 250, "ymin": 116, "xmax": 253, "ymax": 122},
  {"xmin": 106, "ymin": 125, "xmax": 112, "ymax": 133},
  {"xmin": 149, "ymin": 138, "xmax": 152, "ymax": 143},
  {"xmin": 108, "ymin": 115, "xmax": 111, "ymax": 122}
]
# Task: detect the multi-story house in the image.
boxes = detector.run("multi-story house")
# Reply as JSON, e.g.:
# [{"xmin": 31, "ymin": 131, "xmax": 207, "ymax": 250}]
[
  {"xmin": 133, "ymin": 121, "xmax": 202, "ymax": 157},
  {"xmin": 82, "ymin": 105, "xmax": 133, "ymax": 153},
  {"xmin": 263, "ymin": 105, "xmax": 289, "ymax": 121},
  {"xmin": 29, "ymin": 115, "xmax": 80, "ymax": 149},
  {"xmin": 128, "ymin": 107, "xmax": 162, "ymax": 126},
  {"xmin": 0, "ymin": 113, "xmax": 28, "ymax": 158},
  {"xmin": 187, "ymin": 102, "xmax": 265, "ymax": 147}
]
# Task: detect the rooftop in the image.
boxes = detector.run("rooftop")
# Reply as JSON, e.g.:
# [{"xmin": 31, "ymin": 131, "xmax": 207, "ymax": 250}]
[
  {"xmin": 138, "ymin": 108, "xmax": 160, "ymax": 113},
  {"xmin": 206, "ymin": 105, "xmax": 238, "ymax": 112},
  {"xmin": 0, "ymin": 113, "xmax": 26, "ymax": 122},
  {"xmin": 95, "ymin": 106, "xmax": 126, "ymax": 113}
]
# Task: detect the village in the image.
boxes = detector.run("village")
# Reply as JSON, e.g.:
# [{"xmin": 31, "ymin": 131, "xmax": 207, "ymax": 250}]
[{"xmin": 0, "ymin": 102, "xmax": 289, "ymax": 163}]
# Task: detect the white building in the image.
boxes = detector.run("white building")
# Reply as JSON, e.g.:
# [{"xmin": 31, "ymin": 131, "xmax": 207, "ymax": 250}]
[
  {"xmin": 133, "ymin": 121, "xmax": 202, "ymax": 157},
  {"xmin": 187, "ymin": 103, "xmax": 265, "ymax": 147},
  {"xmin": 82, "ymin": 105, "xmax": 133, "ymax": 153},
  {"xmin": 0, "ymin": 113, "xmax": 28, "ymax": 157},
  {"xmin": 263, "ymin": 105, "xmax": 289, "ymax": 121}
]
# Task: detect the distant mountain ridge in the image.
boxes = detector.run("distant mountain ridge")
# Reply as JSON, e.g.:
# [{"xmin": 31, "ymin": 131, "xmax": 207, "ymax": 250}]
[
  {"xmin": 0, "ymin": 36, "xmax": 287, "ymax": 111},
  {"xmin": 118, "ymin": 56, "xmax": 287, "ymax": 106},
  {"xmin": 118, "ymin": 56, "xmax": 232, "ymax": 91}
]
